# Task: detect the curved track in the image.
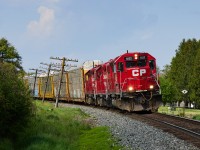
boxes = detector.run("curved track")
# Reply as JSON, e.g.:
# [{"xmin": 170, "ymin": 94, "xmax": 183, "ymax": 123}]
[{"xmin": 128, "ymin": 112, "xmax": 200, "ymax": 148}]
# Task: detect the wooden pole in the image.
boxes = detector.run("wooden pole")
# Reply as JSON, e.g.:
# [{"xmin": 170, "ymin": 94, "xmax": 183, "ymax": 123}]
[
  {"xmin": 50, "ymin": 56, "xmax": 78, "ymax": 107},
  {"xmin": 42, "ymin": 64, "xmax": 51, "ymax": 102},
  {"xmin": 55, "ymin": 57, "xmax": 65, "ymax": 107},
  {"xmin": 32, "ymin": 69, "xmax": 38, "ymax": 96}
]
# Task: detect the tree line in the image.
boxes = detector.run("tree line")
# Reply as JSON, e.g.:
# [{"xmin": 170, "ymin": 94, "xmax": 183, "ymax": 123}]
[{"xmin": 160, "ymin": 39, "xmax": 200, "ymax": 108}]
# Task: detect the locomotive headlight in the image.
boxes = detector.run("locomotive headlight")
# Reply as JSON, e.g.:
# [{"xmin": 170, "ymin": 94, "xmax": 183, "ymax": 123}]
[
  {"xmin": 128, "ymin": 86, "xmax": 133, "ymax": 91},
  {"xmin": 150, "ymin": 85, "xmax": 154, "ymax": 89}
]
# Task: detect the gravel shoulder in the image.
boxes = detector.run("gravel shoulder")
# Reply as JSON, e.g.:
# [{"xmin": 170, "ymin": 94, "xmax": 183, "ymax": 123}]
[{"xmin": 61, "ymin": 103, "xmax": 199, "ymax": 150}]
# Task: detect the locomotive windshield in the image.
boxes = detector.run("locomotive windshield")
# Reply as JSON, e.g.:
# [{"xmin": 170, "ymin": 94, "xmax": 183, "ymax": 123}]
[{"xmin": 125, "ymin": 56, "xmax": 146, "ymax": 68}]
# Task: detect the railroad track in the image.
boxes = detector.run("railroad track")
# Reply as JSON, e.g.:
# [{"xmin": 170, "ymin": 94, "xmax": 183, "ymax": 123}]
[
  {"xmin": 127, "ymin": 112, "xmax": 200, "ymax": 148},
  {"xmin": 88, "ymin": 105, "xmax": 200, "ymax": 148}
]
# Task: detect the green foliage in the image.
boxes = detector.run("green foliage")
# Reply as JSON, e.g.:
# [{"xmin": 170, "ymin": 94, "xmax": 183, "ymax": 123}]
[
  {"xmin": 0, "ymin": 38, "xmax": 23, "ymax": 71},
  {"xmin": 190, "ymin": 47, "xmax": 200, "ymax": 105},
  {"xmin": 163, "ymin": 39, "xmax": 200, "ymax": 107},
  {"xmin": 0, "ymin": 138, "xmax": 13, "ymax": 150},
  {"xmin": 0, "ymin": 62, "xmax": 33, "ymax": 139},
  {"xmin": 159, "ymin": 75, "xmax": 175, "ymax": 105}
]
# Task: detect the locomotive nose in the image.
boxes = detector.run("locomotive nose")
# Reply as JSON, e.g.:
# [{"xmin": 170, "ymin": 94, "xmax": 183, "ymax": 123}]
[{"xmin": 127, "ymin": 78, "xmax": 146, "ymax": 92}]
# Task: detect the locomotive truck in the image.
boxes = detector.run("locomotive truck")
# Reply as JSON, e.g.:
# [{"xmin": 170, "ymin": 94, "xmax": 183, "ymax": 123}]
[{"xmin": 26, "ymin": 51, "xmax": 162, "ymax": 112}]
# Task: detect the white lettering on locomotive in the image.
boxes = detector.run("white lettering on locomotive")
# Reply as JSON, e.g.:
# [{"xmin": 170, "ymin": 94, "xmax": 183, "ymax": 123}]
[
  {"xmin": 132, "ymin": 69, "xmax": 146, "ymax": 76},
  {"xmin": 140, "ymin": 69, "xmax": 146, "ymax": 76},
  {"xmin": 132, "ymin": 70, "xmax": 139, "ymax": 76}
]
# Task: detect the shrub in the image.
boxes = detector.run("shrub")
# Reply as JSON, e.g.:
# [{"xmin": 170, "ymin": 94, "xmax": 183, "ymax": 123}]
[{"xmin": 0, "ymin": 62, "xmax": 34, "ymax": 140}]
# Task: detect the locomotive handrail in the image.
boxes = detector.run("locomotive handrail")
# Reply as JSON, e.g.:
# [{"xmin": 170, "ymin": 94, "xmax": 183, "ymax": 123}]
[
  {"xmin": 121, "ymin": 77, "xmax": 135, "ymax": 94},
  {"xmin": 153, "ymin": 74, "xmax": 161, "ymax": 94}
]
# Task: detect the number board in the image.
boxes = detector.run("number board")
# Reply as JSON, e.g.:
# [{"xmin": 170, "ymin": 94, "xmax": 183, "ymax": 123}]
[
  {"xmin": 139, "ymin": 56, "xmax": 146, "ymax": 60},
  {"xmin": 124, "ymin": 57, "xmax": 133, "ymax": 61}
]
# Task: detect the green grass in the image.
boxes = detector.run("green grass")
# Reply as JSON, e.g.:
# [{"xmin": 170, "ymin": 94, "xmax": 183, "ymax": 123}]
[
  {"xmin": 158, "ymin": 106, "xmax": 200, "ymax": 120},
  {"xmin": 72, "ymin": 126, "xmax": 121, "ymax": 150},
  {"xmin": 1, "ymin": 100, "xmax": 122, "ymax": 150},
  {"xmin": 193, "ymin": 115, "xmax": 200, "ymax": 121}
]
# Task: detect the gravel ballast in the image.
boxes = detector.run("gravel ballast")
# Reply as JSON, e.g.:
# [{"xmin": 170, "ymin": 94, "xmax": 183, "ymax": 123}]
[{"xmin": 61, "ymin": 103, "xmax": 199, "ymax": 150}]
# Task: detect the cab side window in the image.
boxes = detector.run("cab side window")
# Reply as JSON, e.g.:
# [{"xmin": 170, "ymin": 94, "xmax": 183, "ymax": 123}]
[
  {"xmin": 149, "ymin": 60, "xmax": 155, "ymax": 70},
  {"xmin": 118, "ymin": 62, "xmax": 124, "ymax": 72}
]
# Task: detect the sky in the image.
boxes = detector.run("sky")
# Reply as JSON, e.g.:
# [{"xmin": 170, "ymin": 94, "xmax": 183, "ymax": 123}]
[{"xmin": 1, "ymin": 0, "xmax": 200, "ymax": 72}]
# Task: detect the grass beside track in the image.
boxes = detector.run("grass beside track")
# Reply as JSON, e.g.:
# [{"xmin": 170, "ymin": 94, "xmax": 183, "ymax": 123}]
[
  {"xmin": 158, "ymin": 106, "xmax": 200, "ymax": 120},
  {"xmin": 0, "ymin": 101, "xmax": 122, "ymax": 150}
]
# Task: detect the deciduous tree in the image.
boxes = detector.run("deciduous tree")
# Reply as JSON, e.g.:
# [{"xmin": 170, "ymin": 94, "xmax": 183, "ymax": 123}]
[
  {"xmin": 160, "ymin": 65, "xmax": 175, "ymax": 105},
  {"xmin": 0, "ymin": 38, "xmax": 23, "ymax": 71}
]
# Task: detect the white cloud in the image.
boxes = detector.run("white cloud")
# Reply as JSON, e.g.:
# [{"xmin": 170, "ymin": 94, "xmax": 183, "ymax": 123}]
[{"xmin": 27, "ymin": 6, "xmax": 55, "ymax": 37}]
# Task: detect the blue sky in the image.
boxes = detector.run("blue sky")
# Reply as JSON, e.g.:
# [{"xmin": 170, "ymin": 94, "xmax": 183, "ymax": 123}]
[{"xmin": 1, "ymin": 0, "xmax": 200, "ymax": 72}]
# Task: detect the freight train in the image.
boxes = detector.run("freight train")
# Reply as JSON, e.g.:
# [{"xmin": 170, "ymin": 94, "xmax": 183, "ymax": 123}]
[{"xmin": 25, "ymin": 51, "xmax": 162, "ymax": 112}]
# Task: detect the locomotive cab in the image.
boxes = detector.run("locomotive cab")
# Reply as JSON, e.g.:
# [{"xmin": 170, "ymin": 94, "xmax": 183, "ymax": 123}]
[{"xmin": 120, "ymin": 53, "xmax": 159, "ymax": 94}]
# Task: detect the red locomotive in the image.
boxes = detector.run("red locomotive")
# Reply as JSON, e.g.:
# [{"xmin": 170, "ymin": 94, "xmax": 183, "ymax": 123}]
[{"xmin": 85, "ymin": 51, "xmax": 162, "ymax": 111}]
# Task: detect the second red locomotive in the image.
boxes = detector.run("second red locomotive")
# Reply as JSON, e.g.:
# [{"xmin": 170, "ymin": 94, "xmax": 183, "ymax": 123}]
[{"xmin": 85, "ymin": 51, "xmax": 162, "ymax": 111}]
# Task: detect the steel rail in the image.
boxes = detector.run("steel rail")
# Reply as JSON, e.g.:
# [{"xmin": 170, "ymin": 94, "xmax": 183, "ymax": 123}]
[
  {"xmin": 156, "ymin": 112, "xmax": 200, "ymax": 123},
  {"xmin": 147, "ymin": 117, "xmax": 200, "ymax": 138}
]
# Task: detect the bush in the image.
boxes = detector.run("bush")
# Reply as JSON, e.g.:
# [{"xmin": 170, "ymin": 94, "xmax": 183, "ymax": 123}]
[
  {"xmin": 193, "ymin": 115, "xmax": 200, "ymax": 121},
  {"xmin": 0, "ymin": 62, "xmax": 34, "ymax": 140}
]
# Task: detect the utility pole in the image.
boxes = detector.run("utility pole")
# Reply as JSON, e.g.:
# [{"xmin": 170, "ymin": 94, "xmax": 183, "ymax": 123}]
[
  {"xmin": 40, "ymin": 62, "xmax": 52, "ymax": 102},
  {"xmin": 50, "ymin": 56, "xmax": 78, "ymax": 107},
  {"xmin": 29, "ymin": 68, "xmax": 44, "ymax": 97}
]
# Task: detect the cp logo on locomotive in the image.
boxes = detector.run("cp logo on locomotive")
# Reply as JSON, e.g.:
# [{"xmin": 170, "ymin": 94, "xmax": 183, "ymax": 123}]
[{"xmin": 132, "ymin": 69, "xmax": 146, "ymax": 76}]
